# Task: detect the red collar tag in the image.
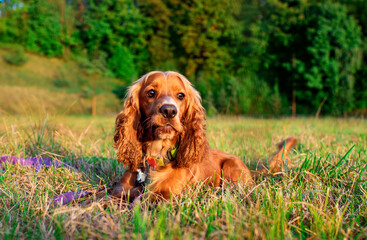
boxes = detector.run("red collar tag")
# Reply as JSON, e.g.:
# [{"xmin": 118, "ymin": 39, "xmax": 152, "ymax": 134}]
[{"xmin": 147, "ymin": 157, "xmax": 157, "ymax": 168}]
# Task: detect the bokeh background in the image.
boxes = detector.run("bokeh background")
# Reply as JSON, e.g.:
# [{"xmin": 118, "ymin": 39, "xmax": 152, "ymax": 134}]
[{"xmin": 0, "ymin": 0, "xmax": 366, "ymax": 117}]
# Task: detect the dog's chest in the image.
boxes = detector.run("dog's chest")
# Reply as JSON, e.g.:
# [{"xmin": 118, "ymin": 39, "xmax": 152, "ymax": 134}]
[
  {"xmin": 143, "ymin": 139, "xmax": 176, "ymax": 163},
  {"xmin": 136, "ymin": 139, "xmax": 177, "ymax": 186}
]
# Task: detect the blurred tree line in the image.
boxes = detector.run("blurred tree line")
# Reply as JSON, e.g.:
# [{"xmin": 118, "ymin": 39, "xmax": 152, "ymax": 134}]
[{"xmin": 0, "ymin": 0, "xmax": 366, "ymax": 116}]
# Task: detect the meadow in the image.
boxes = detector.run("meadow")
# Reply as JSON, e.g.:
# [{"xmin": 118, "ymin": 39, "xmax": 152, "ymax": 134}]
[
  {"xmin": 0, "ymin": 115, "xmax": 366, "ymax": 239},
  {"xmin": 0, "ymin": 48, "xmax": 120, "ymax": 115}
]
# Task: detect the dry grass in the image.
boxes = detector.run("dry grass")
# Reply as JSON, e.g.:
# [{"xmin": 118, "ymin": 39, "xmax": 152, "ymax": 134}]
[
  {"xmin": 0, "ymin": 85, "xmax": 121, "ymax": 115},
  {"xmin": 0, "ymin": 48, "xmax": 121, "ymax": 115},
  {"xmin": 0, "ymin": 115, "xmax": 366, "ymax": 239}
]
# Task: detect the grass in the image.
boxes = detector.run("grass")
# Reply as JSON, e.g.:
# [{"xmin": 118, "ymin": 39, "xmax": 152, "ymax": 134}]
[
  {"xmin": 0, "ymin": 48, "xmax": 121, "ymax": 115},
  {"xmin": 0, "ymin": 115, "xmax": 366, "ymax": 239}
]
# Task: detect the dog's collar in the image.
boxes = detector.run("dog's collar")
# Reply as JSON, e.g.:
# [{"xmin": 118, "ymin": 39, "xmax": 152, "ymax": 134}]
[
  {"xmin": 137, "ymin": 143, "xmax": 178, "ymax": 186},
  {"xmin": 143, "ymin": 143, "xmax": 178, "ymax": 168}
]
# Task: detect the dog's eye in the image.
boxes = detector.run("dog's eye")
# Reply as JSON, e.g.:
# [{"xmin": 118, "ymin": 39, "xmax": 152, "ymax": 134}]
[
  {"xmin": 147, "ymin": 90, "xmax": 156, "ymax": 98},
  {"xmin": 177, "ymin": 93, "xmax": 185, "ymax": 101}
]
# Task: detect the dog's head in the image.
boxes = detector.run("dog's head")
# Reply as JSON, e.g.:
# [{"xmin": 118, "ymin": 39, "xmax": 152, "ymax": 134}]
[{"xmin": 114, "ymin": 71, "xmax": 209, "ymax": 170}]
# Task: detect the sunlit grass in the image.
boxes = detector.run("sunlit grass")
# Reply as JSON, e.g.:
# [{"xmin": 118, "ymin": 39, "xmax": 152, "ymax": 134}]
[
  {"xmin": 0, "ymin": 115, "xmax": 366, "ymax": 239},
  {"xmin": 0, "ymin": 48, "xmax": 120, "ymax": 115}
]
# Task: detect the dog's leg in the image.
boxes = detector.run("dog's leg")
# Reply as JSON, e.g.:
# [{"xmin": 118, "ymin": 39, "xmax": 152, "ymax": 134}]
[
  {"xmin": 221, "ymin": 157, "xmax": 253, "ymax": 186},
  {"xmin": 112, "ymin": 169, "xmax": 142, "ymax": 201},
  {"xmin": 147, "ymin": 164, "xmax": 191, "ymax": 200}
]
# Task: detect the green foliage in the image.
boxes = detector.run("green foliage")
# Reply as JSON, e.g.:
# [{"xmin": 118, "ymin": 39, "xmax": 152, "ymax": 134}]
[
  {"xmin": 0, "ymin": 1, "xmax": 28, "ymax": 44},
  {"xmin": 0, "ymin": 0, "xmax": 366, "ymax": 116},
  {"xmin": 254, "ymin": 0, "xmax": 362, "ymax": 115},
  {"xmin": 305, "ymin": 2, "xmax": 362, "ymax": 115},
  {"xmin": 2, "ymin": 46, "xmax": 28, "ymax": 66},
  {"xmin": 197, "ymin": 74, "xmax": 284, "ymax": 116},
  {"xmin": 339, "ymin": 0, "xmax": 367, "ymax": 113},
  {"xmin": 166, "ymin": 0, "xmax": 240, "ymax": 79},
  {"xmin": 25, "ymin": 0, "xmax": 64, "ymax": 56},
  {"xmin": 108, "ymin": 45, "xmax": 136, "ymax": 81},
  {"xmin": 140, "ymin": 0, "xmax": 175, "ymax": 70},
  {"xmin": 77, "ymin": 0, "xmax": 150, "ymax": 80}
]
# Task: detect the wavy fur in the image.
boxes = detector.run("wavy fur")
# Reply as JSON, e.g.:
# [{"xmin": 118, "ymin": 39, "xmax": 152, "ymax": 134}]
[
  {"xmin": 172, "ymin": 73, "xmax": 209, "ymax": 168},
  {"xmin": 114, "ymin": 80, "xmax": 144, "ymax": 171},
  {"xmin": 112, "ymin": 71, "xmax": 297, "ymax": 201}
]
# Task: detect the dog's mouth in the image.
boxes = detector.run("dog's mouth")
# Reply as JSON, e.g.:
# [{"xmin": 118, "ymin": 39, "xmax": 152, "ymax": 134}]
[
  {"xmin": 152, "ymin": 123, "xmax": 176, "ymax": 133},
  {"xmin": 152, "ymin": 124, "xmax": 178, "ymax": 140}
]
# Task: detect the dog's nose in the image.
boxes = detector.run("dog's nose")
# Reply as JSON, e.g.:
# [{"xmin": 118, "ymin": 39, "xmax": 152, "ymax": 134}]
[{"xmin": 159, "ymin": 104, "xmax": 177, "ymax": 119}]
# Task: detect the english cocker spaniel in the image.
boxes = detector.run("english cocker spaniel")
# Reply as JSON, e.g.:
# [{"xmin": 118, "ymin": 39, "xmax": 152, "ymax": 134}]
[{"xmin": 112, "ymin": 71, "xmax": 297, "ymax": 200}]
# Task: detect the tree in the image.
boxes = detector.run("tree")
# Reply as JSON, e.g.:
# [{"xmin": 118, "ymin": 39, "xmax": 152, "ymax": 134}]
[
  {"xmin": 338, "ymin": 0, "xmax": 367, "ymax": 115},
  {"xmin": 76, "ymin": 0, "xmax": 152, "ymax": 115},
  {"xmin": 139, "ymin": 0, "xmax": 175, "ymax": 70},
  {"xmin": 0, "ymin": 0, "xmax": 28, "ymax": 44},
  {"xmin": 162, "ymin": 0, "xmax": 251, "ymax": 114},
  {"xmin": 0, "ymin": 0, "xmax": 364, "ymax": 116},
  {"xmin": 164, "ymin": 0, "xmax": 240, "ymax": 79},
  {"xmin": 26, "ymin": 0, "xmax": 64, "ymax": 56},
  {"xmin": 256, "ymin": 0, "xmax": 362, "ymax": 115},
  {"xmin": 304, "ymin": 2, "xmax": 362, "ymax": 115}
]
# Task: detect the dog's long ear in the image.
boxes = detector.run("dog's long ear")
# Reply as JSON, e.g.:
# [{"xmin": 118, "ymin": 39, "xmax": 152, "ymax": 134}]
[
  {"xmin": 114, "ymin": 81, "xmax": 143, "ymax": 171},
  {"xmin": 175, "ymin": 74, "xmax": 209, "ymax": 168}
]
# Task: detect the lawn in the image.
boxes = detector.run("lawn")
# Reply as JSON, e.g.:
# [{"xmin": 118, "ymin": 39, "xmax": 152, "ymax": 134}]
[{"xmin": 0, "ymin": 115, "xmax": 366, "ymax": 239}]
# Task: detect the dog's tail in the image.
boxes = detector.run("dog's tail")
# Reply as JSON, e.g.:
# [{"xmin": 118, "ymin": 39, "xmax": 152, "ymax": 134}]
[{"xmin": 255, "ymin": 137, "xmax": 298, "ymax": 176}]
